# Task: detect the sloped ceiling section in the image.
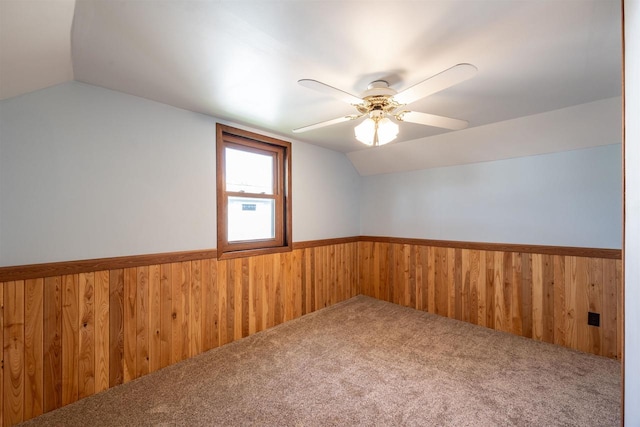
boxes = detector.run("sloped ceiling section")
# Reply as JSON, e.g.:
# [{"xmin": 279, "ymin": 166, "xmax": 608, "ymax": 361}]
[
  {"xmin": 0, "ymin": 0, "xmax": 75, "ymax": 100},
  {"xmin": 348, "ymin": 97, "xmax": 622, "ymax": 176},
  {"xmin": 0, "ymin": 0, "xmax": 622, "ymax": 174},
  {"xmin": 70, "ymin": 0, "xmax": 622, "ymax": 155}
]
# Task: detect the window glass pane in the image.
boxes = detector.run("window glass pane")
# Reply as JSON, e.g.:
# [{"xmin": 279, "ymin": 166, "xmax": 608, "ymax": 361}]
[
  {"xmin": 227, "ymin": 196, "xmax": 275, "ymax": 242},
  {"xmin": 225, "ymin": 147, "xmax": 273, "ymax": 194}
]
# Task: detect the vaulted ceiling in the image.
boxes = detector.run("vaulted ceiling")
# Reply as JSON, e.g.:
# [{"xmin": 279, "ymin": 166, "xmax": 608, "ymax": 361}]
[{"xmin": 0, "ymin": 0, "xmax": 622, "ymax": 172}]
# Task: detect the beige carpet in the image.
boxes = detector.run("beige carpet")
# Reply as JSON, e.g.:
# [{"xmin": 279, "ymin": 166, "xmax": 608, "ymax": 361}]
[{"xmin": 21, "ymin": 295, "xmax": 621, "ymax": 426}]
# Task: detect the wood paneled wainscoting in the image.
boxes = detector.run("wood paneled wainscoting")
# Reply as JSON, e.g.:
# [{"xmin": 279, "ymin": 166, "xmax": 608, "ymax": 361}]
[
  {"xmin": 0, "ymin": 240, "xmax": 358, "ymax": 426},
  {"xmin": 0, "ymin": 237, "xmax": 621, "ymax": 426},
  {"xmin": 358, "ymin": 237, "xmax": 622, "ymax": 361}
]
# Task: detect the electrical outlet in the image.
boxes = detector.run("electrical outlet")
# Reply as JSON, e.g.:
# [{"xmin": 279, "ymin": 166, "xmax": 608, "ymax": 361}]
[{"xmin": 588, "ymin": 312, "xmax": 600, "ymax": 327}]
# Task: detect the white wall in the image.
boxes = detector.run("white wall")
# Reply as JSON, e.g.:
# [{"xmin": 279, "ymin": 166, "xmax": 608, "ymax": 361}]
[
  {"xmin": 624, "ymin": 0, "xmax": 640, "ymax": 422},
  {"xmin": 293, "ymin": 142, "xmax": 360, "ymax": 242},
  {"xmin": 361, "ymin": 144, "xmax": 622, "ymax": 249},
  {"xmin": 0, "ymin": 81, "xmax": 361, "ymax": 266},
  {"xmin": 0, "ymin": 82, "xmax": 217, "ymax": 265}
]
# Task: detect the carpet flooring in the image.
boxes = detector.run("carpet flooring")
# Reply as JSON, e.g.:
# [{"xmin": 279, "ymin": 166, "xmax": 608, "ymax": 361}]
[{"xmin": 21, "ymin": 295, "xmax": 621, "ymax": 426}]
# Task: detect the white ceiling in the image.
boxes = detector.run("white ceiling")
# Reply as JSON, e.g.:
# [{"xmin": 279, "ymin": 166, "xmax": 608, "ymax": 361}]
[{"xmin": 0, "ymin": 0, "xmax": 622, "ymax": 163}]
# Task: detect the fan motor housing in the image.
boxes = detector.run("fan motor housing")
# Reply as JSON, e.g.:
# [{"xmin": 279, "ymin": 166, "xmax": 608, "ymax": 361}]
[
  {"xmin": 361, "ymin": 80, "xmax": 397, "ymax": 98},
  {"xmin": 355, "ymin": 80, "xmax": 400, "ymax": 116}
]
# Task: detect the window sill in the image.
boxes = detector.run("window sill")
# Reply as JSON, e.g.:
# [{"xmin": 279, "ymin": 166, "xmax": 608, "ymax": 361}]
[{"xmin": 216, "ymin": 244, "xmax": 293, "ymax": 260}]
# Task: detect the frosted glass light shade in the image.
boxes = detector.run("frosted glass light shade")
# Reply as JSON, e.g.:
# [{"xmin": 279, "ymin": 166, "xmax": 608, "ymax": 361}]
[
  {"xmin": 376, "ymin": 118, "xmax": 399, "ymax": 145},
  {"xmin": 354, "ymin": 118, "xmax": 376, "ymax": 146},
  {"xmin": 354, "ymin": 117, "xmax": 399, "ymax": 146}
]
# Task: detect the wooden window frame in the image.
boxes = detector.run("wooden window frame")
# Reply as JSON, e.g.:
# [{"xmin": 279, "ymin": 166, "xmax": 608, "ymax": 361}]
[{"xmin": 216, "ymin": 124, "xmax": 292, "ymax": 259}]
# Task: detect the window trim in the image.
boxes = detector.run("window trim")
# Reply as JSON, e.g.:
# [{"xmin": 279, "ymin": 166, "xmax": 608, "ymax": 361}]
[{"xmin": 216, "ymin": 124, "xmax": 292, "ymax": 259}]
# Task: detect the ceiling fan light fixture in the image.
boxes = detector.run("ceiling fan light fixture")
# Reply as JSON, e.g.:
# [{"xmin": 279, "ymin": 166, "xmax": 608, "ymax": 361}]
[
  {"xmin": 296, "ymin": 64, "xmax": 477, "ymax": 147},
  {"xmin": 354, "ymin": 116, "xmax": 398, "ymax": 147},
  {"xmin": 376, "ymin": 117, "xmax": 399, "ymax": 145}
]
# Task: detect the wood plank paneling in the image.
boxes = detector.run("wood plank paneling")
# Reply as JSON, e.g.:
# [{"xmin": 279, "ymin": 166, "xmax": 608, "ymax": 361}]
[
  {"xmin": 309, "ymin": 250, "xmax": 318, "ymax": 312},
  {"xmin": 61, "ymin": 275, "xmax": 79, "ymax": 406},
  {"xmin": 190, "ymin": 261, "xmax": 202, "ymax": 357},
  {"xmin": 434, "ymin": 247, "xmax": 447, "ymax": 316},
  {"xmin": 521, "ymin": 254, "xmax": 533, "ymax": 339},
  {"xmin": 226, "ymin": 259, "xmax": 236, "ymax": 343},
  {"xmin": 94, "ymin": 271, "xmax": 109, "ymax": 393},
  {"xmin": 292, "ymin": 250, "xmax": 302, "ymax": 320},
  {"xmin": 426, "ymin": 246, "xmax": 436, "ymax": 315},
  {"xmin": 242, "ymin": 258, "xmax": 250, "ymax": 336},
  {"xmin": 43, "ymin": 277, "xmax": 62, "ymax": 412},
  {"xmin": 358, "ymin": 242, "xmax": 621, "ymax": 360},
  {"xmin": 200, "ymin": 259, "xmax": 212, "ymax": 351},
  {"xmin": 283, "ymin": 253, "xmax": 293, "ymax": 322},
  {"xmin": 316, "ymin": 248, "xmax": 324, "ymax": 310},
  {"xmin": 4, "ymin": 281, "xmax": 25, "ymax": 425},
  {"xmin": 180, "ymin": 262, "xmax": 191, "ymax": 362},
  {"xmin": 565, "ymin": 257, "xmax": 578, "ymax": 349},
  {"xmin": 159, "ymin": 264, "xmax": 172, "ymax": 369},
  {"xmin": 486, "ymin": 251, "xmax": 495, "ymax": 330},
  {"xmin": 148, "ymin": 265, "xmax": 161, "ymax": 373},
  {"xmin": 553, "ymin": 256, "xmax": 566, "ymax": 347},
  {"xmin": 493, "ymin": 252, "xmax": 505, "ymax": 332},
  {"xmin": 135, "ymin": 267, "xmax": 149, "ymax": 379},
  {"xmin": 362, "ymin": 243, "xmax": 372, "ymax": 302},
  {"xmin": 531, "ymin": 254, "xmax": 543, "ymax": 341},
  {"xmin": 602, "ymin": 259, "xmax": 617, "ymax": 359},
  {"xmin": 123, "ymin": 268, "xmax": 136, "ymax": 383},
  {"xmin": 358, "ymin": 236, "xmax": 621, "ymax": 259},
  {"xmin": 502, "ymin": 252, "xmax": 513, "ymax": 333},
  {"xmin": 616, "ymin": 260, "xmax": 623, "ymax": 360},
  {"xmin": 24, "ymin": 278, "xmax": 43, "ymax": 420},
  {"xmin": 0, "ymin": 240, "xmax": 621, "ymax": 427},
  {"xmin": 203, "ymin": 259, "xmax": 218, "ymax": 351},
  {"xmin": 511, "ymin": 253, "xmax": 523, "ymax": 336},
  {"xmin": 574, "ymin": 257, "xmax": 590, "ymax": 354},
  {"xmin": 328, "ymin": 246, "xmax": 337, "ymax": 307},
  {"xmin": 542, "ymin": 255, "xmax": 555, "ymax": 344},
  {"xmin": 587, "ymin": 258, "xmax": 603, "ymax": 355},
  {"xmin": 468, "ymin": 250, "xmax": 479, "ymax": 324},
  {"xmin": 77, "ymin": 273, "xmax": 95, "ymax": 400},
  {"xmin": 452, "ymin": 248, "xmax": 461, "ymax": 321},
  {"xmin": 460, "ymin": 249, "xmax": 470, "ymax": 323},
  {"xmin": 170, "ymin": 263, "xmax": 182, "ymax": 364},
  {"xmin": 0, "ymin": 282, "xmax": 3, "ymax": 424},
  {"xmin": 108, "ymin": 270, "xmax": 124, "ymax": 388},
  {"xmin": 217, "ymin": 260, "xmax": 228, "ymax": 347},
  {"xmin": 233, "ymin": 259, "xmax": 242, "ymax": 340}
]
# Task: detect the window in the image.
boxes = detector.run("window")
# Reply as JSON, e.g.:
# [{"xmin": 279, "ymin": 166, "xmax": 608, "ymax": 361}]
[{"xmin": 216, "ymin": 124, "xmax": 292, "ymax": 258}]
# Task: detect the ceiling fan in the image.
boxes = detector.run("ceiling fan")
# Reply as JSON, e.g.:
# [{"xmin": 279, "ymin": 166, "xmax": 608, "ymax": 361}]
[{"xmin": 293, "ymin": 63, "xmax": 477, "ymax": 147}]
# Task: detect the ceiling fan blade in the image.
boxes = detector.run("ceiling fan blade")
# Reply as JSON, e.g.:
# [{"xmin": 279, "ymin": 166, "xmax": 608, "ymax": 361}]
[
  {"xmin": 393, "ymin": 63, "xmax": 477, "ymax": 105},
  {"xmin": 396, "ymin": 111, "xmax": 469, "ymax": 130},
  {"xmin": 298, "ymin": 79, "xmax": 363, "ymax": 105},
  {"xmin": 292, "ymin": 115, "xmax": 360, "ymax": 133}
]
